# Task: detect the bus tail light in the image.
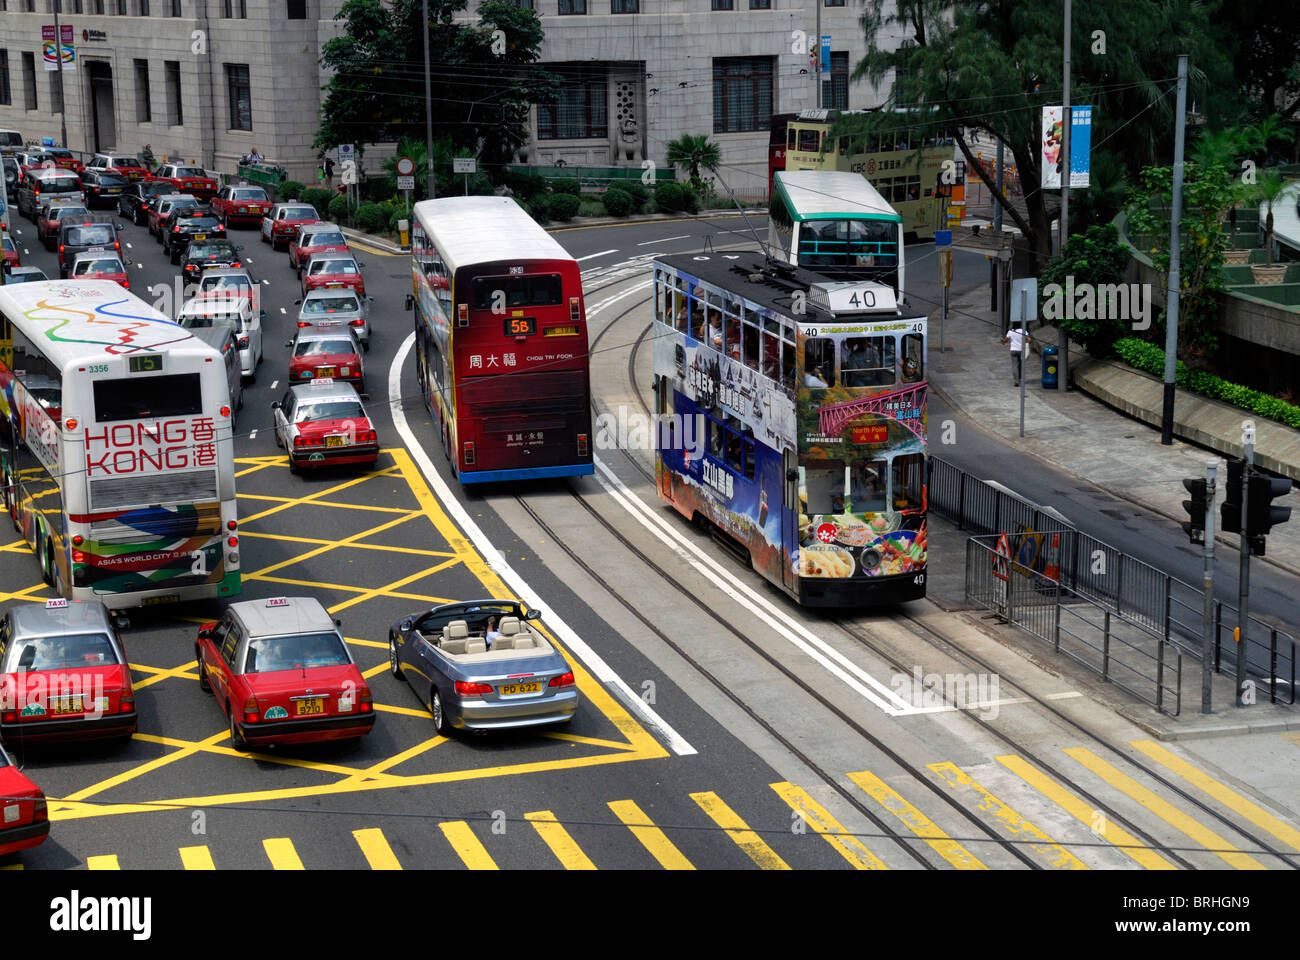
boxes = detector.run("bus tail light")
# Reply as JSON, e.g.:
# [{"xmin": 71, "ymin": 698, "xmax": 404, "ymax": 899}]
[
  {"xmin": 220, "ymin": 406, "xmax": 231, "ymax": 418},
  {"xmin": 577, "ymin": 434, "xmax": 588, "ymax": 457},
  {"xmin": 570, "ymin": 297, "xmax": 580, "ymax": 322},
  {"xmin": 227, "ymin": 520, "xmax": 238, "ymax": 531},
  {"xmin": 73, "ymin": 550, "xmax": 86, "ymax": 563},
  {"xmin": 457, "ymin": 304, "xmax": 468, "ymax": 327},
  {"xmin": 463, "ymin": 442, "xmax": 475, "ymax": 465}
]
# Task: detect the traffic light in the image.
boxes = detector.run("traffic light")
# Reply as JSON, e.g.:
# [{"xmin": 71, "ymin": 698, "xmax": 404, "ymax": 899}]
[
  {"xmin": 1181, "ymin": 477, "xmax": 1208, "ymax": 543},
  {"xmin": 1220, "ymin": 458, "xmax": 1244, "ymax": 534},
  {"xmin": 1245, "ymin": 475, "xmax": 1292, "ymax": 556}
]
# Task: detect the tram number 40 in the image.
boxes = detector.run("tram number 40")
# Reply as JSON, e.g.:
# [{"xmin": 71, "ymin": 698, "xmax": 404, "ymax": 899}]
[{"xmin": 913, "ymin": 574, "xmax": 925, "ymax": 585}]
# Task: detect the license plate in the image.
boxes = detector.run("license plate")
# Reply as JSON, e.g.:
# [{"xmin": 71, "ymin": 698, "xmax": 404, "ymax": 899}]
[
  {"xmin": 325, "ymin": 435, "xmax": 344, "ymax": 447},
  {"xmin": 317, "ymin": 367, "xmax": 335, "ymax": 377},
  {"xmin": 194, "ymin": 234, "xmax": 206, "ymax": 240},
  {"xmin": 141, "ymin": 594, "xmax": 181, "ymax": 606},
  {"xmin": 325, "ymin": 282, "xmax": 345, "ymax": 288},
  {"xmin": 49, "ymin": 696, "xmax": 83, "ymax": 715},
  {"xmin": 499, "ymin": 682, "xmax": 542, "ymax": 696},
  {"xmin": 105, "ymin": 188, "xmax": 121, "ymax": 194},
  {"xmin": 295, "ymin": 698, "xmax": 324, "ymax": 716},
  {"xmin": 545, "ymin": 326, "xmax": 579, "ymax": 337}
]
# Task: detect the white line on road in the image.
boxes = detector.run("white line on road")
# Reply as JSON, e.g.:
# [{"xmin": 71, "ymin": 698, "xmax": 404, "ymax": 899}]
[
  {"xmin": 262, "ymin": 279, "xmax": 270, "ymax": 285},
  {"xmin": 388, "ymin": 333, "xmax": 696, "ymax": 757},
  {"xmin": 269, "ymin": 380, "xmax": 278, "ymax": 390},
  {"xmin": 248, "ymin": 429, "xmax": 257, "ymax": 440},
  {"xmin": 637, "ymin": 235, "xmax": 689, "ymax": 245},
  {"xmin": 125, "ymin": 242, "xmax": 133, "ymax": 249},
  {"xmin": 279, "ymin": 307, "xmax": 286, "ymax": 314},
  {"xmin": 576, "ymin": 249, "xmax": 618, "ymax": 262}
]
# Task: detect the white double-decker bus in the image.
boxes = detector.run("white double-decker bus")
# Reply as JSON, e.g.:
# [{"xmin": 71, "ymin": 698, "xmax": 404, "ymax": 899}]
[{"xmin": 0, "ymin": 280, "xmax": 241, "ymax": 609}]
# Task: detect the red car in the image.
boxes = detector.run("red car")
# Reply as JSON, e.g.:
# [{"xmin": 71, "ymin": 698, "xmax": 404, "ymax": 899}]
[
  {"xmin": 0, "ymin": 599, "xmax": 138, "ymax": 745},
  {"xmin": 152, "ymin": 162, "xmax": 219, "ymax": 201},
  {"xmin": 300, "ymin": 253, "xmax": 366, "ymax": 299},
  {"xmin": 196, "ymin": 596, "xmax": 375, "ymax": 750},
  {"xmin": 2, "ymin": 234, "xmax": 18, "ymax": 270},
  {"xmin": 262, "ymin": 203, "xmax": 320, "ymax": 251},
  {"xmin": 288, "ymin": 329, "xmax": 365, "ymax": 392},
  {"xmin": 87, "ymin": 152, "xmax": 152, "ymax": 182},
  {"xmin": 43, "ymin": 147, "xmax": 84, "ymax": 174},
  {"xmin": 36, "ymin": 203, "xmax": 90, "ymax": 248},
  {"xmin": 0, "ymin": 743, "xmax": 48, "ymax": 857},
  {"xmin": 211, "ymin": 185, "xmax": 272, "ymax": 226},
  {"xmin": 273, "ymin": 380, "xmax": 379, "ymax": 472},
  {"xmin": 289, "ymin": 223, "xmax": 348, "ymax": 272},
  {"xmin": 69, "ymin": 252, "xmax": 131, "ymax": 289}
]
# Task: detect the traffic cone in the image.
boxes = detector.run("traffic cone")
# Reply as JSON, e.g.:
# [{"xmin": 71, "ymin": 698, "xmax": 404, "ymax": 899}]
[{"xmin": 1044, "ymin": 532, "xmax": 1060, "ymax": 582}]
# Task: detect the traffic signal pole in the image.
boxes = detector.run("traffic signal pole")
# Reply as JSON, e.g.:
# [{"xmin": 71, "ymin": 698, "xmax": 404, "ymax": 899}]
[
  {"xmin": 1200, "ymin": 461, "xmax": 1216, "ymax": 714},
  {"xmin": 1236, "ymin": 430, "xmax": 1253, "ymax": 707}
]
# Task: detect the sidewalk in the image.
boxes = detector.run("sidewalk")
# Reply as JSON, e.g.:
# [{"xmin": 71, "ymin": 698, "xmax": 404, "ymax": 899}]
[{"xmin": 928, "ymin": 284, "xmax": 1300, "ymax": 578}]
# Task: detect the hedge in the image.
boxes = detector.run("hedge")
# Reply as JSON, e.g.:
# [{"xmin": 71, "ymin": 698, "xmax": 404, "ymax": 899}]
[
  {"xmin": 548, "ymin": 193, "xmax": 581, "ymax": 221},
  {"xmin": 550, "ymin": 177, "xmax": 581, "ymax": 196},
  {"xmin": 327, "ymin": 194, "xmax": 351, "ymax": 225},
  {"xmin": 602, "ymin": 188, "xmax": 634, "ymax": 217},
  {"xmin": 299, "ymin": 188, "xmax": 335, "ymax": 213},
  {"xmin": 608, "ymin": 180, "xmax": 648, "ymax": 205},
  {"xmin": 577, "ymin": 200, "xmax": 606, "ymax": 218},
  {"xmin": 1113, "ymin": 338, "xmax": 1300, "ymax": 429},
  {"xmin": 354, "ymin": 202, "xmax": 388, "ymax": 233},
  {"xmin": 654, "ymin": 181, "xmax": 688, "ymax": 213},
  {"xmin": 276, "ymin": 180, "xmax": 306, "ymax": 202}
]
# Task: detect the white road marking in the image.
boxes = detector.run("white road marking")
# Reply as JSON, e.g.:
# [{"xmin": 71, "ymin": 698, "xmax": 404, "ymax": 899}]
[
  {"xmin": 262, "ymin": 279, "xmax": 270, "ymax": 285},
  {"xmin": 279, "ymin": 307, "xmax": 286, "ymax": 314},
  {"xmin": 136, "ymin": 263, "xmax": 143, "ymax": 269},
  {"xmin": 389, "ymin": 333, "xmax": 696, "ymax": 757},
  {"xmin": 248, "ymin": 429, "xmax": 257, "ymax": 440},
  {"xmin": 125, "ymin": 242, "xmax": 133, "ymax": 249},
  {"xmin": 637, "ymin": 235, "xmax": 689, "ymax": 245},
  {"xmin": 576, "ymin": 249, "xmax": 618, "ymax": 262},
  {"xmin": 269, "ymin": 380, "xmax": 278, "ymax": 390}
]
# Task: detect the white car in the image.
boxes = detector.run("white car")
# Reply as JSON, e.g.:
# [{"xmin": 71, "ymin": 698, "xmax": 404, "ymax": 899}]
[{"xmin": 176, "ymin": 295, "xmax": 264, "ymax": 381}]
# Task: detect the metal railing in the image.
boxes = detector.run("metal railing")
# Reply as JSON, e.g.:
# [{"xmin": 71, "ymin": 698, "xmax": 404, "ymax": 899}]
[
  {"xmin": 929, "ymin": 456, "xmax": 1296, "ymax": 704},
  {"xmin": 966, "ymin": 535, "xmax": 1182, "ymax": 715}
]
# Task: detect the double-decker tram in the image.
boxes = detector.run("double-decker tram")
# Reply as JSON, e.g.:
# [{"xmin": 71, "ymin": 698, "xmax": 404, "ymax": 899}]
[
  {"xmin": 408, "ymin": 197, "xmax": 593, "ymax": 482},
  {"xmin": 0, "ymin": 280, "xmax": 241, "ymax": 608},
  {"xmin": 652, "ymin": 253, "xmax": 928, "ymax": 607}
]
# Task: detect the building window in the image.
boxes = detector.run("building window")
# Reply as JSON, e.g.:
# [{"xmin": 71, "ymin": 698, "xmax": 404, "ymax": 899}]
[
  {"xmin": 711, "ymin": 0, "xmax": 733, "ymax": 8},
  {"xmin": 222, "ymin": 0, "xmax": 246, "ymax": 14},
  {"xmin": 117, "ymin": 0, "xmax": 127, "ymax": 13},
  {"xmin": 165, "ymin": 60, "xmax": 183, "ymax": 125},
  {"xmin": 611, "ymin": 0, "xmax": 636, "ymax": 11},
  {"xmin": 537, "ymin": 65, "xmax": 606, "ymax": 140},
  {"xmin": 170, "ymin": 0, "xmax": 181, "ymax": 14},
  {"xmin": 558, "ymin": 0, "xmax": 585, "ymax": 13},
  {"xmin": 824, "ymin": 0, "xmax": 845, "ymax": 5},
  {"xmin": 24, "ymin": 0, "xmax": 35, "ymax": 10},
  {"xmin": 512, "ymin": 0, "xmax": 533, "ymax": 6},
  {"xmin": 21, "ymin": 52, "xmax": 37, "ymax": 111},
  {"xmin": 748, "ymin": 0, "xmax": 770, "ymax": 7},
  {"xmin": 287, "ymin": 0, "xmax": 305, "ymax": 16},
  {"xmin": 141, "ymin": 0, "xmax": 149, "ymax": 13},
  {"xmin": 823, "ymin": 51, "xmax": 848, "ymax": 110},
  {"xmin": 92, "ymin": 0, "xmax": 104, "ymax": 12},
  {"xmin": 712, "ymin": 57, "xmax": 773, "ymax": 134},
  {"xmin": 0, "ymin": 51, "xmax": 10, "ymax": 106},
  {"xmin": 135, "ymin": 59, "xmax": 151, "ymax": 122},
  {"xmin": 226, "ymin": 64, "xmax": 252, "ymax": 131}
]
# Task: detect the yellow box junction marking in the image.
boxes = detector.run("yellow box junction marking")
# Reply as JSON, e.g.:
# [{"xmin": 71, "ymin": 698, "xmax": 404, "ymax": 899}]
[
  {"xmin": 769, "ymin": 781, "xmax": 887, "ymax": 870},
  {"xmin": 847, "ymin": 770, "xmax": 986, "ymax": 869},
  {"xmin": 179, "ymin": 846, "xmax": 216, "ymax": 870},
  {"xmin": 526, "ymin": 810, "xmax": 598, "ymax": 869},
  {"xmin": 86, "ymin": 855, "xmax": 121, "ymax": 870},
  {"xmin": 995, "ymin": 755, "xmax": 1176, "ymax": 870},
  {"xmin": 607, "ymin": 799, "xmax": 695, "ymax": 870},
  {"xmin": 690, "ymin": 791, "xmax": 791, "ymax": 870},
  {"xmin": 353, "ymin": 828, "xmax": 403, "ymax": 869},
  {"xmin": 1063, "ymin": 747, "xmax": 1266, "ymax": 870},
  {"xmin": 439, "ymin": 821, "xmax": 499, "ymax": 869},
  {"xmin": 263, "ymin": 838, "xmax": 305, "ymax": 870}
]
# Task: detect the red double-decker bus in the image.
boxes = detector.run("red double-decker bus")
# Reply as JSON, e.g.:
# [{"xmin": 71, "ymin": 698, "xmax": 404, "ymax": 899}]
[{"xmin": 407, "ymin": 197, "xmax": 593, "ymax": 483}]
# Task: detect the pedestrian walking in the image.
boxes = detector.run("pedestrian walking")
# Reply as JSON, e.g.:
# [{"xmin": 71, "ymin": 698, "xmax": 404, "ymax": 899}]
[
  {"xmin": 320, "ymin": 154, "xmax": 335, "ymax": 190},
  {"xmin": 1002, "ymin": 323, "xmax": 1032, "ymax": 386}
]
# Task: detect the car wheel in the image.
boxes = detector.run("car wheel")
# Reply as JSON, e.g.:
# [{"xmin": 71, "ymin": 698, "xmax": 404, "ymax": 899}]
[
  {"xmin": 135, "ymin": 208, "xmax": 145, "ymax": 226},
  {"xmin": 38, "ymin": 525, "xmax": 53, "ymax": 586},
  {"xmin": 431, "ymin": 690, "xmax": 450, "ymax": 736},
  {"xmin": 170, "ymin": 246, "xmax": 180, "ymax": 264},
  {"xmin": 389, "ymin": 635, "xmax": 404, "ymax": 679},
  {"xmin": 229, "ymin": 712, "xmax": 249, "ymax": 752},
  {"xmin": 6, "ymin": 473, "xmax": 20, "ymax": 532},
  {"xmin": 362, "ymin": 340, "xmax": 370, "ymax": 353},
  {"xmin": 197, "ymin": 649, "xmax": 211, "ymax": 693},
  {"xmin": 260, "ymin": 230, "xmax": 269, "ymax": 245}
]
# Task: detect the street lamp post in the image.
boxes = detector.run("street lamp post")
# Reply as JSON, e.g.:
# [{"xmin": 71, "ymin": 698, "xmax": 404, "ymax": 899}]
[
  {"xmin": 1059, "ymin": 0, "xmax": 1071, "ymax": 392},
  {"xmin": 423, "ymin": 0, "xmax": 436, "ymax": 200},
  {"xmin": 53, "ymin": 4, "xmax": 69, "ymax": 149}
]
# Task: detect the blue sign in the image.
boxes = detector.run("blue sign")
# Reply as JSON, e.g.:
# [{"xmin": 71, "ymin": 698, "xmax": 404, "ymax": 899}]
[
  {"xmin": 42, "ymin": 137, "xmax": 55, "ymax": 147},
  {"xmin": 934, "ymin": 230, "xmax": 952, "ymax": 247},
  {"xmin": 1069, "ymin": 106, "xmax": 1092, "ymax": 188},
  {"xmin": 820, "ymin": 35, "xmax": 831, "ymax": 71}
]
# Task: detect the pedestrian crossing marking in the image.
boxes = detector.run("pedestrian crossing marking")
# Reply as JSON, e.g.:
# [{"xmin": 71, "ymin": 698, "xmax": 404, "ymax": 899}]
[
  {"xmin": 179, "ymin": 845, "xmax": 216, "ymax": 870},
  {"xmin": 1129, "ymin": 740, "xmax": 1300, "ymax": 855},
  {"xmin": 690, "ymin": 791, "xmax": 791, "ymax": 870},
  {"xmin": 928, "ymin": 762, "xmax": 1087, "ymax": 869},
  {"xmin": 263, "ymin": 837, "xmax": 305, "ymax": 870},
  {"xmin": 1063, "ymin": 747, "xmax": 1266, "ymax": 870},
  {"xmin": 353, "ymin": 828, "xmax": 402, "ymax": 870},
  {"xmin": 847, "ymin": 770, "xmax": 986, "ymax": 869},
  {"xmin": 525, "ymin": 810, "xmax": 598, "ymax": 870},
  {"xmin": 439, "ymin": 821, "xmax": 498, "ymax": 870},
  {"xmin": 86, "ymin": 855, "xmax": 120, "ymax": 870},
  {"xmin": 769, "ymin": 781, "xmax": 887, "ymax": 870},
  {"xmin": 608, "ymin": 799, "xmax": 695, "ymax": 870},
  {"xmin": 995, "ymin": 754, "xmax": 1176, "ymax": 870}
]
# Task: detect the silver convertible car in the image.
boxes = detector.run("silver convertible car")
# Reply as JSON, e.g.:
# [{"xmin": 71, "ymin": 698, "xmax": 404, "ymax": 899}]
[{"xmin": 388, "ymin": 599, "xmax": 579, "ymax": 735}]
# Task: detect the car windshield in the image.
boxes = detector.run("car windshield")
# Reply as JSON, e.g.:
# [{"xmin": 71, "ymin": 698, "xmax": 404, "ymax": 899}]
[
  {"xmin": 175, "ymin": 167, "xmax": 207, "ymax": 178},
  {"xmin": 96, "ymin": 175, "xmax": 128, "ymax": 185},
  {"xmin": 200, "ymin": 276, "xmax": 253, "ymax": 293},
  {"xmin": 183, "ymin": 218, "xmax": 221, "ymax": 230},
  {"xmin": 296, "ymin": 339, "xmax": 355, "ymax": 356},
  {"xmin": 183, "ymin": 315, "xmax": 239, "ymax": 334},
  {"xmin": 44, "ymin": 177, "xmax": 81, "ymax": 191},
  {"xmin": 310, "ymin": 260, "xmax": 357, "ymax": 275},
  {"xmin": 232, "ymin": 189, "xmax": 267, "ymax": 201},
  {"xmin": 302, "ymin": 296, "xmax": 360, "ymax": 314},
  {"xmin": 2, "ymin": 237, "xmax": 13, "ymax": 252},
  {"xmin": 190, "ymin": 242, "xmax": 236, "ymax": 257},
  {"xmin": 245, "ymin": 632, "xmax": 349, "ymax": 673},
  {"xmin": 284, "ymin": 207, "xmax": 316, "ymax": 219},
  {"xmin": 109, "ymin": 157, "xmax": 138, "ymax": 167},
  {"xmin": 50, "ymin": 208, "xmax": 87, "ymax": 221},
  {"xmin": 74, "ymin": 258, "xmax": 125, "ymax": 275},
  {"xmin": 5, "ymin": 632, "xmax": 120, "ymax": 672},
  {"xmin": 139, "ymin": 182, "xmax": 168, "ymax": 196},
  {"xmin": 169, "ymin": 200, "xmax": 199, "ymax": 211},
  {"xmin": 48, "ymin": 150, "xmax": 73, "ymax": 159},
  {"xmin": 8, "ymin": 271, "xmax": 47, "ymax": 283},
  {"xmin": 64, "ymin": 225, "xmax": 115, "ymax": 245},
  {"xmin": 297, "ymin": 401, "xmax": 364, "ymax": 422},
  {"xmin": 307, "ymin": 232, "xmax": 346, "ymax": 246}
]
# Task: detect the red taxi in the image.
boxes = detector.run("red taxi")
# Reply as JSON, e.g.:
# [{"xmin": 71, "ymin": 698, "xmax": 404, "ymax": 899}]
[
  {"xmin": 262, "ymin": 203, "xmax": 320, "ymax": 251},
  {"xmin": 69, "ymin": 252, "xmax": 131, "ymax": 288},
  {"xmin": 2, "ymin": 233, "xmax": 18, "ymax": 270},
  {"xmin": 151, "ymin": 162, "xmax": 219, "ymax": 201},
  {"xmin": 211, "ymin": 185, "xmax": 272, "ymax": 226},
  {"xmin": 0, "ymin": 743, "xmax": 48, "ymax": 857},
  {"xmin": 288, "ymin": 328, "xmax": 365, "ymax": 392},
  {"xmin": 0, "ymin": 599, "xmax": 138, "ymax": 745},
  {"xmin": 273, "ymin": 379, "xmax": 379, "ymax": 472},
  {"xmin": 196, "ymin": 597, "xmax": 375, "ymax": 750},
  {"xmin": 288, "ymin": 223, "xmax": 348, "ymax": 272},
  {"xmin": 42, "ymin": 147, "xmax": 84, "ymax": 174},
  {"xmin": 87, "ymin": 153, "xmax": 152, "ymax": 181},
  {"xmin": 300, "ymin": 253, "xmax": 366, "ymax": 299}
]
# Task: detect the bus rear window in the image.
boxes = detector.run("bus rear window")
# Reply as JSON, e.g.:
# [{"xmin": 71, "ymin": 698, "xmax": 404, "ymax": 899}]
[
  {"xmin": 94, "ymin": 373, "xmax": 203, "ymax": 422},
  {"xmin": 470, "ymin": 274, "xmax": 563, "ymax": 310}
]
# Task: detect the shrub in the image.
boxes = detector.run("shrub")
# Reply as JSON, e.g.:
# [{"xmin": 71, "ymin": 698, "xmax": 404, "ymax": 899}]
[
  {"xmin": 1113, "ymin": 338, "xmax": 1300, "ymax": 429},
  {"xmin": 328, "ymin": 194, "xmax": 352, "ymax": 225},
  {"xmin": 654, "ymin": 181, "xmax": 688, "ymax": 213},
  {"xmin": 388, "ymin": 208, "xmax": 411, "ymax": 235},
  {"xmin": 353, "ymin": 202, "xmax": 388, "ymax": 233},
  {"xmin": 608, "ymin": 179, "xmax": 648, "ymax": 205},
  {"xmin": 276, "ymin": 180, "xmax": 306, "ymax": 202},
  {"xmin": 550, "ymin": 177, "xmax": 581, "ymax": 196},
  {"xmin": 602, "ymin": 188, "xmax": 634, "ymax": 217},
  {"xmin": 548, "ymin": 192, "xmax": 581, "ymax": 221},
  {"xmin": 299, "ymin": 187, "xmax": 335, "ymax": 213},
  {"xmin": 1038, "ymin": 223, "xmax": 1134, "ymax": 357},
  {"xmin": 577, "ymin": 200, "xmax": 606, "ymax": 218},
  {"xmin": 501, "ymin": 170, "xmax": 549, "ymax": 202}
]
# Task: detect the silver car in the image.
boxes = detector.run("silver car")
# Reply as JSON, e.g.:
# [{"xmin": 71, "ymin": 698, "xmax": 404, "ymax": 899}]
[
  {"xmin": 177, "ymin": 295, "xmax": 264, "ymax": 380},
  {"xmin": 388, "ymin": 599, "xmax": 579, "ymax": 734},
  {"xmin": 296, "ymin": 287, "xmax": 371, "ymax": 347}
]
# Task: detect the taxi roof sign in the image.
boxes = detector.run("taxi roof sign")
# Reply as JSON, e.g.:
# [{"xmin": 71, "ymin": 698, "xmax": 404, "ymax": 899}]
[
  {"xmin": 45, "ymin": 598, "xmax": 69, "ymax": 608},
  {"xmin": 310, "ymin": 378, "xmax": 333, "ymax": 385},
  {"xmin": 265, "ymin": 597, "xmax": 290, "ymax": 607}
]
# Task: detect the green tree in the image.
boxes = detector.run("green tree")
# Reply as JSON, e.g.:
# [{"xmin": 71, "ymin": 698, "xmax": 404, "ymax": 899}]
[
  {"xmin": 1038, "ymin": 223, "xmax": 1132, "ymax": 357},
  {"xmin": 666, "ymin": 134, "xmax": 721, "ymax": 193},
  {"xmin": 1249, "ymin": 169, "xmax": 1289, "ymax": 268}
]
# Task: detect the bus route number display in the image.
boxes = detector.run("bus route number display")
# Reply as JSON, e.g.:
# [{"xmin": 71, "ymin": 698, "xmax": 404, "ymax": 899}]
[
  {"xmin": 128, "ymin": 355, "xmax": 164, "ymax": 374},
  {"xmin": 504, "ymin": 316, "xmax": 536, "ymax": 337}
]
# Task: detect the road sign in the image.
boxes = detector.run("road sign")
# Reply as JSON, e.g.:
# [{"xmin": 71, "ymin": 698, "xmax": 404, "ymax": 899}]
[
  {"xmin": 993, "ymin": 533, "xmax": 1011, "ymax": 581},
  {"xmin": 934, "ymin": 229, "xmax": 952, "ymax": 247},
  {"xmin": 452, "ymin": 158, "xmax": 477, "ymax": 174},
  {"xmin": 1010, "ymin": 278, "xmax": 1037, "ymax": 325},
  {"xmin": 338, "ymin": 144, "xmax": 355, "ymax": 160},
  {"xmin": 395, "ymin": 156, "xmax": 415, "ymax": 177},
  {"xmin": 396, "ymin": 175, "xmax": 415, "ymax": 191}
]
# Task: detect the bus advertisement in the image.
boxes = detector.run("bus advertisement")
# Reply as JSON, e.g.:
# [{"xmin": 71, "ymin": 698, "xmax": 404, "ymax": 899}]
[{"xmin": 0, "ymin": 280, "xmax": 241, "ymax": 608}]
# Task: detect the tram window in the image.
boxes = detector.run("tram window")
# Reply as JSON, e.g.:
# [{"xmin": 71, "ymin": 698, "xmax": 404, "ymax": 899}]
[
  {"xmin": 709, "ymin": 418, "xmax": 724, "ymax": 458},
  {"xmin": 850, "ymin": 461, "xmax": 889, "ymax": 514},
  {"xmin": 724, "ymin": 307, "xmax": 741, "ymax": 360},
  {"xmin": 672, "ymin": 283, "xmax": 686, "ymax": 331},
  {"xmin": 802, "ymin": 461, "xmax": 846, "ymax": 514},
  {"xmin": 725, "ymin": 416, "xmax": 743, "ymax": 471},
  {"xmin": 841, "ymin": 336, "xmax": 895, "ymax": 388},
  {"xmin": 891, "ymin": 453, "xmax": 925, "ymax": 510},
  {"xmin": 838, "ymin": 137, "xmax": 849, "ymax": 156},
  {"xmin": 907, "ymin": 177, "xmax": 921, "ymax": 201},
  {"xmin": 741, "ymin": 311, "xmax": 760, "ymax": 372},
  {"xmin": 804, "ymin": 338, "xmax": 835, "ymax": 388},
  {"xmin": 705, "ymin": 308, "xmax": 723, "ymax": 351},
  {"xmin": 782, "ymin": 340, "xmax": 796, "ymax": 394},
  {"xmin": 689, "ymin": 286, "xmax": 707, "ymax": 342},
  {"xmin": 788, "ymin": 127, "xmax": 797, "ymax": 150},
  {"xmin": 743, "ymin": 439, "xmax": 756, "ymax": 481},
  {"xmin": 798, "ymin": 129, "xmax": 820, "ymax": 153},
  {"xmin": 902, "ymin": 333, "xmax": 923, "ymax": 383},
  {"xmin": 654, "ymin": 275, "xmax": 663, "ymax": 324},
  {"xmin": 762, "ymin": 331, "xmax": 780, "ymax": 382}
]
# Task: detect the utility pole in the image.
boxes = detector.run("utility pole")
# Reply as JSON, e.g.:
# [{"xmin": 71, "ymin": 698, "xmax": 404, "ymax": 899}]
[
  {"xmin": 423, "ymin": 0, "xmax": 436, "ymax": 200},
  {"xmin": 1236, "ymin": 424, "xmax": 1253, "ymax": 706},
  {"xmin": 1161, "ymin": 54, "xmax": 1189, "ymax": 445},
  {"xmin": 1059, "ymin": 0, "xmax": 1071, "ymax": 392},
  {"xmin": 53, "ymin": 4, "xmax": 69, "ymax": 150},
  {"xmin": 815, "ymin": 2, "xmax": 822, "ymax": 110},
  {"xmin": 1199, "ymin": 461, "xmax": 1216, "ymax": 713},
  {"xmin": 992, "ymin": 139, "xmax": 1004, "ymax": 312},
  {"xmin": 1019, "ymin": 286, "xmax": 1027, "ymax": 437}
]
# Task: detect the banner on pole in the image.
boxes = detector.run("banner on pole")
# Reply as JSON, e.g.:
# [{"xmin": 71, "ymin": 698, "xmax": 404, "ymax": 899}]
[
  {"xmin": 42, "ymin": 42, "xmax": 76, "ymax": 71},
  {"xmin": 1040, "ymin": 106, "xmax": 1091, "ymax": 189}
]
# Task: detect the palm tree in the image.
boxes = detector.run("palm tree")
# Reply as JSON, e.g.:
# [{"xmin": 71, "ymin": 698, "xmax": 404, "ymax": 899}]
[
  {"xmin": 666, "ymin": 134, "xmax": 721, "ymax": 192},
  {"xmin": 1243, "ymin": 113, "xmax": 1297, "ymax": 165},
  {"xmin": 1253, "ymin": 169, "xmax": 1287, "ymax": 268}
]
